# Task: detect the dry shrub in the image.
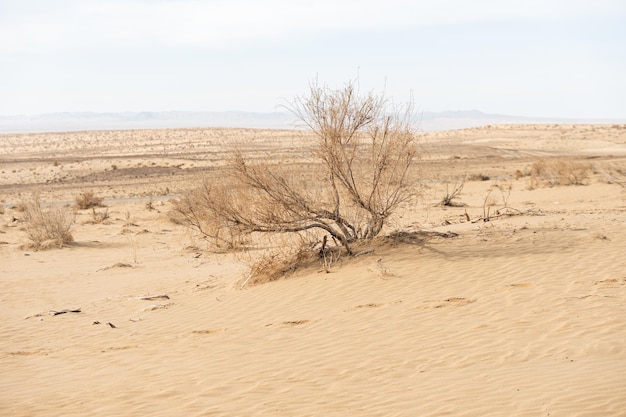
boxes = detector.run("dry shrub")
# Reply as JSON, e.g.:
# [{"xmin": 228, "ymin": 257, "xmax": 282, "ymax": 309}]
[
  {"xmin": 240, "ymin": 233, "xmax": 341, "ymax": 286},
  {"xmin": 170, "ymin": 177, "xmax": 248, "ymax": 251},
  {"xmin": 75, "ymin": 191, "xmax": 104, "ymax": 210},
  {"xmin": 173, "ymin": 80, "xmax": 418, "ymax": 257},
  {"xmin": 468, "ymin": 173, "xmax": 490, "ymax": 181},
  {"xmin": 173, "ymin": 175, "xmax": 347, "ymax": 283},
  {"xmin": 89, "ymin": 207, "xmax": 110, "ymax": 224},
  {"xmin": 244, "ymin": 247, "xmax": 315, "ymax": 286},
  {"xmin": 440, "ymin": 179, "xmax": 465, "ymax": 207},
  {"xmin": 21, "ymin": 195, "xmax": 75, "ymax": 250},
  {"xmin": 172, "ymin": 80, "xmax": 419, "ymax": 284},
  {"xmin": 530, "ymin": 158, "xmax": 592, "ymax": 187}
]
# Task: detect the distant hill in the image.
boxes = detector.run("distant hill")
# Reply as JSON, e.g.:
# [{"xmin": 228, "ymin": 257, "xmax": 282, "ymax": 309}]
[
  {"xmin": 0, "ymin": 110, "xmax": 622, "ymax": 134},
  {"xmin": 0, "ymin": 111, "xmax": 296, "ymax": 133}
]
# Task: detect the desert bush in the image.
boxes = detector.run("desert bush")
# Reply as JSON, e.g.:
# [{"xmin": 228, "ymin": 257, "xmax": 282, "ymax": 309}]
[
  {"xmin": 90, "ymin": 207, "xmax": 110, "ymax": 224},
  {"xmin": 75, "ymin": 191, "xmax": 104, "ymax": 209},
  {"xmin": 478, "ymin": 182, "xmax": 519, "ymax": 221},
  {"xmin": 530, "ymin": 158, "xmax": 592, "ymax": 187},
  {"xmin": 170, "ymin": 178, "xmax": 248, "ymax": 251},
  {"xmin": 468, "ymin": 173, "xmax": 490, "ymax": 181},
  {"xmin": 21, "ymin": 195, "xmax": 75, "ymax": 249},
  {"xmin": 174, "ymin": 80, "xmax": 418, "ymax": 255},
  {"xmin": 440, "ymin": 178, "xmax": 465, "ymax": 206}
]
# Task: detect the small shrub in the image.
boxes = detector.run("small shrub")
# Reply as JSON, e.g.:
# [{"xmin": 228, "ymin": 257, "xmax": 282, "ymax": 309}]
[
  {"xmin": 468, "ymin": 173, "xmax": 490, "ymax": 181},
  {"xmin": 75, "ymin": 192, "xmax": 105, "ymax": 209},
  {"xmin": 440, "ymin": 179, "xmax": 466, "ymax": 207},
  {"xmin": 21, "ymin": 195, "xmax": 75, "ymax": 250},
  {"xmin": 530, "ymin": 158, "xmax": 592, "ymax": 187},
  {"xmin": 90, "ymin": 207, "xmax": 110, "ymax": 224}
]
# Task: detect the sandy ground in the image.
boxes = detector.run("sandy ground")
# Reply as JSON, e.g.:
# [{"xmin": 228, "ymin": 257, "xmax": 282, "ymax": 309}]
[{"xmin": 1, "ymin": 124, "xmax": 626, "ymax": 416}]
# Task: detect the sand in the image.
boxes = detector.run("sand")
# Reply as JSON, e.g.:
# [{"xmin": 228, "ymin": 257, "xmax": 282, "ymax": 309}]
[{"xmin": 1, "ymin": 124, "xmax": 626, "ymax": 416}]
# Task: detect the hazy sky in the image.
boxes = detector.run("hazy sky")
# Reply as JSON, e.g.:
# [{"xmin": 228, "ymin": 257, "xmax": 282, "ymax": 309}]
[{"xmin": 1, "ymin": 0, "xmax": 625, "ymax": 118}]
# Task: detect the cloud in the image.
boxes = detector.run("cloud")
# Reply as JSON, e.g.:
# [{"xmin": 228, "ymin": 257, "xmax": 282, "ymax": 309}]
[{"xmin": 2, "ymin": 0, "xmax": 625, "ymax": 54}]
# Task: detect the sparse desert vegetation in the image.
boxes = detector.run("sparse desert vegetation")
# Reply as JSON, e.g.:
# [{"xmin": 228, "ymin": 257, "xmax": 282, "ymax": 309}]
[
  {"xmin": 74, "ymin": 191, "xmax": 105, "ymax": 209},
  {"xmin": 529, "ymin": 157, "xmax": 592, "ymax": 187},
  {"xmin": 1, "ymin": 123, "xmax": 625, "ymax": 416},
  {"xmin": 19, "ymin": 194, "xmax": 75, "ymax": 250},
  {"xmin": 174, "ymin": 81, "xmax": 417, "ymax": 259}
]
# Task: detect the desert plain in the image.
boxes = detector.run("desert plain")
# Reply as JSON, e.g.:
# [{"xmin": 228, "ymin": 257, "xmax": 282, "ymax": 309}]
[{"xmin": 1, "ymin": 124, "xmax": 626, "ymax": 416}]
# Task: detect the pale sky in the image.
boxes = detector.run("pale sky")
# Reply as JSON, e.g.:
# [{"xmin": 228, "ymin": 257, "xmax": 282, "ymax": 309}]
[{"xmin": 1, "ymin": 0, "xmax": 625, "ymax": 118}]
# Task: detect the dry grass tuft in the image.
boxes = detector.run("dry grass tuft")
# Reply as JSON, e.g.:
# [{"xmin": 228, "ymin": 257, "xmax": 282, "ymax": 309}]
[
  {"xmin": 240, "ymin": 243, "xmax": 318, "ymax": 287},
  {"xmin": 21, "ymin": 195, "xmax": 75, "ymax": 250},
  {"xmin": 468, "ymin": 173, "xmax": 490, "ymax": 181},
  {"xmin": 440, "ymin": 179, "xmax": 466, "ymax": 207},
  {"xmin": 88, "ymin": 207, "xmax": 110, "ymax": 224},
  {"xmin": 75, "ymin": 191, "xmax": 105, "ymax": 210},
  {"xmin": 241, "ymin": 228, "xmax": 455, "ymax": 286},
  {"xmin": 238, "ymin": 232, "xmax": 348, "ymax": 287},
  {"xmin": 530, "ymin": 158, "xmax": 592, "ymax": 187}
]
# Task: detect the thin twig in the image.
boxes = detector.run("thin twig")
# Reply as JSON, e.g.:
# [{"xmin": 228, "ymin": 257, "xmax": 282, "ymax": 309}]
[{"xmin": 239, "ymin": 272, "xmax": 254, "ymax": 289}]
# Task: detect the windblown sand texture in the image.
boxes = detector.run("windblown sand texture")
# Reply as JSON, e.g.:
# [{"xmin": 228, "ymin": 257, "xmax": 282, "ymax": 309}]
[{"xmin": 1, "ymin": 124, "xmax": 626, "ymax": 416}]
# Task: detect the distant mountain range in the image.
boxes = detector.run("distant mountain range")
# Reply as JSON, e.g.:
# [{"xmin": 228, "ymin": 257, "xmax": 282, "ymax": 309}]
[{"xmin": 0, "ymin": 110, "xmax": 622, "ymax": 134}]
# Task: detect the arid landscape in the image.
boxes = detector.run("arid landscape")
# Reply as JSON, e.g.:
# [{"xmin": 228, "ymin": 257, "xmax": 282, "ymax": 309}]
[{"xmin": 1, "ymin": 124, "xmax": 626, "ymax": 416}]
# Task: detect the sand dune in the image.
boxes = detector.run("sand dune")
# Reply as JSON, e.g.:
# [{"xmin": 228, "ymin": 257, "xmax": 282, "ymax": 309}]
[{"xmin": 1, "ymin": 124, "xmax": 625, "ymax": 416}]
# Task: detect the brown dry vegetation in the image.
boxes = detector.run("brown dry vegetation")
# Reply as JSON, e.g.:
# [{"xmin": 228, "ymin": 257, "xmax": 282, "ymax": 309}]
[
  {"xmin": 173, "ymin": 81, "xmax": 418, "ymax": 259},
  {"xmin": 530, "ymin": 158, "xmax": 592, "ymax": 187},
  {"xmin": 1, "ymin": 124, "xmax": 625, "ymax": 263},
  {"xmin": 1, "ymin": 123, "xmax": 626, "ymax": 416},
  {"xmin": 19, "ymin": 194, "xmax": 75, "ymax": 250},
  {"xmin": 74, "ymin": 191, "xmax": 105, "ymax": 210}
]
